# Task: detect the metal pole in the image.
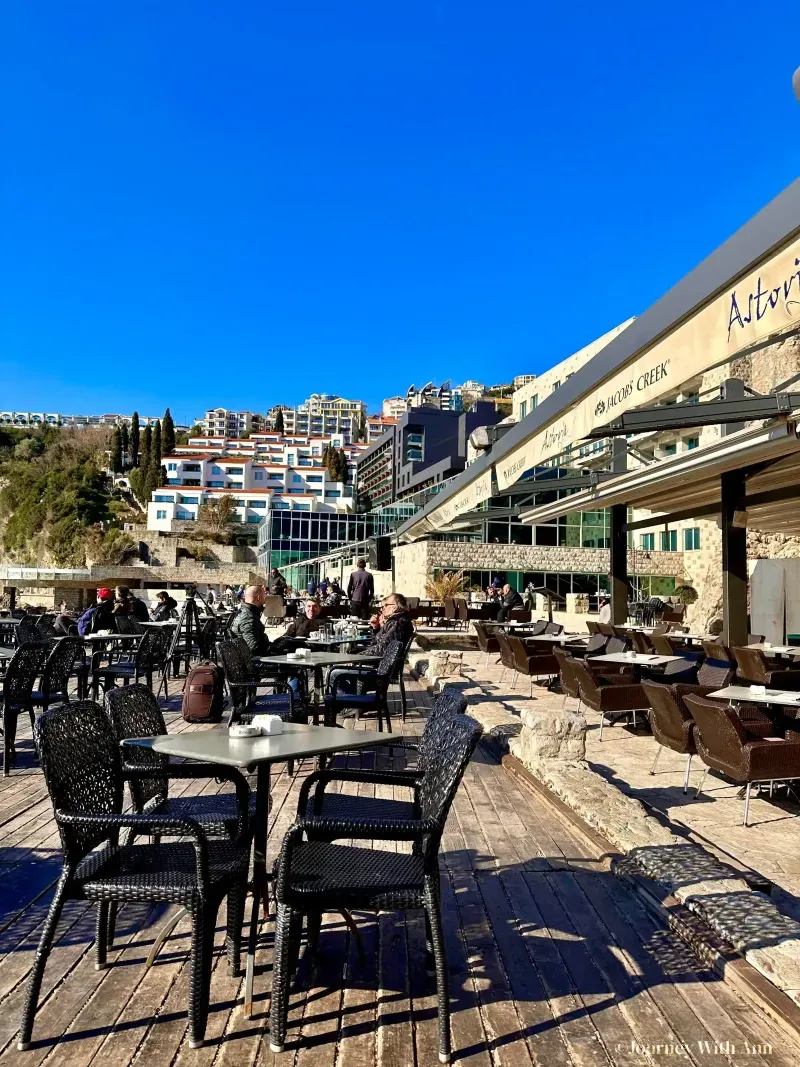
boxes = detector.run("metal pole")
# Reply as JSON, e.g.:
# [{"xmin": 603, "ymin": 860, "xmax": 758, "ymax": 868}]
[
  {"xmin": 721, "ymin": 469, "xmax": 748, "ymax": 647},
  {"xmin": 610, "ymin": 503, "xmax": 628, "ymax": 625}
]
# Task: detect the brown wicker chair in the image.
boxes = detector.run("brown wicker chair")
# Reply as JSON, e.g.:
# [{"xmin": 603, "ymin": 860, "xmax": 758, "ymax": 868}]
[
  {"xmin": 641, "ymin": 681, "xmax": 696, "ymax": 792},
  {"xmin": 684, "ymin": 694, "xmax": 800, "ymax": 825},
  {"xmin": 474, "ymin": 623, "xmax": 500, "ymax": 669},
  {"xmin": 494, "ymin": 630, "xmax": 518, "ymax": 687},
  {"xmin": 586, "ymin": 621, "xmax": 600, "ymax": 635},
  {"xmin": 553, "ymin": 646, "xmax": 579, "ymax": 701},
  {"xmin": 455, "ymin": 599, "xmax": 469, "ymax": 630},
  {"xmin": 597, "ymin": 623, "xmax": 614, "ymax": 636},
  {"xmin": 571, "ymin": 659, "xmax": 650, "ymax": 740},
  {"xmin": 732, "ymin": 647, "xmax": 800, "ymax": 690},
  {"xmin": 630, "ymin": 631, "xmax": 655, "ymax": 654},
  {"xmin": 507, "ymin": 636, "xmax": 558, "ymax": 696}
]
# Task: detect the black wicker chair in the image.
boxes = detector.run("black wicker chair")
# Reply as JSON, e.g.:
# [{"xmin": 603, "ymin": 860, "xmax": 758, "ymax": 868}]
[
  {"xmin": 299, "ymin": 686, "xmax": 468, "ymax": 827},
  {"xmin": 15, "ymin": 616, "xmax": 41, "ymax": 645},
  {"xmin": 90, "ymin": 630, "xmax": 157, "ymax": 699},
  {"xmin": 19, "ymin": 701, "xmax": 249, "ymax": 1050},
  {"xmin": 269, "ymin": 712, "xmax": 483, "ymax": 1061},
  {"xmin": 393, "ymin": 635, "xmax": 415, "ymax": 722},
  {"xmin": 30, "ymin": 637, "xmax": 84, "ymax": 715},
  {"xmin": 1, "ymin": 642, "xmax": 50, "ymax": 776},
  {"xmin": 216, "ymin": 640, "xmax": 297, "ymax": 721},
  {"xmin": 322, "ymin": 640, "xmax": 403, "ymax": 732}
]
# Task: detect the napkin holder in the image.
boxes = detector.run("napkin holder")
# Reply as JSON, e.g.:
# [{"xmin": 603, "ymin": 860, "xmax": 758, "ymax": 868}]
[{"xmin": 251, "ymin": 715, "xmax": 284, "ymax": 735}]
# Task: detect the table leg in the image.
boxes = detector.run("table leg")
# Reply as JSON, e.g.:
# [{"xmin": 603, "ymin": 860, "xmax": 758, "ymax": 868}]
[
  {"xmin": 313, "ymin": 665, "xmax": 323, "ymax": 725},
  {"xmin": 244, "ymin": 762, "xmax": 271, "ymax": 1017}
]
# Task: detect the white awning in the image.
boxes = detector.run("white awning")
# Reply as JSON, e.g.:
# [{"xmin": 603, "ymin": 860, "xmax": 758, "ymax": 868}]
[{"xmin": 518, "ymin": 416, "xmax": 800, "ymax": 533}]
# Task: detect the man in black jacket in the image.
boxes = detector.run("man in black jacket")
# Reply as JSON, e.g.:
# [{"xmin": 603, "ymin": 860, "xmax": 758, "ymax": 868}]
[
  {"xmin": 496, "ymin": 583, "xmax": 524, "ymax": 623},
  {"xmin": 347, "ymin": 559, "xmax": 374, "ymax": 619},
  {"xmin": 362, "ymin": 593, "xmax": 414, "ymax": 656},
  {"xmin": 230, "ymin": 585, "xmax": 272, "ymax": 654}
]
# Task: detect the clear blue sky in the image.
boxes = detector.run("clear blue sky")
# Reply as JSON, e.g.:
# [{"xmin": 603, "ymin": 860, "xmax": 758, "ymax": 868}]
[{"xmin": 3, "ymin": 2, "xmax": 799, "ymax": 424}]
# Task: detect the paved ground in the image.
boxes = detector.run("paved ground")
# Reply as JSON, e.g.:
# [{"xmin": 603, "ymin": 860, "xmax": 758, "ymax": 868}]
[
  {"xmin": 0, "ymin": 675, "xmax": 798, "ymax": 1064},
  {"xmin": 451, "ymin": 651, "xmax": 800, "ymax": 922}
]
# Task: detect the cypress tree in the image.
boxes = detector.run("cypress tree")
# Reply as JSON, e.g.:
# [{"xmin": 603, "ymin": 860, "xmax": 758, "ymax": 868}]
[
  {"xmin": 130, "ymin": 412, "xmax": 140, "ymax": 467},
  {"xmin": 162, "ymin": 408, "xmax": 175, "ymax": 455},
  {"xmin": 110, "ymin": 428, "xmax": 123, "ymax": 474},
  {"xmin": 153, "ymin": 419, "xmax": 162, "ymax": 470},
  {"xmin": 274, "ymin": 407, "xmax": 284, "ymax": 433},
  {"xmin": 120, "ymin": 422, "xmax": 129, "ymax": 466},
  {"xmin": 141, "ymin": 423, "xmax": 152, "ymax": 476}
]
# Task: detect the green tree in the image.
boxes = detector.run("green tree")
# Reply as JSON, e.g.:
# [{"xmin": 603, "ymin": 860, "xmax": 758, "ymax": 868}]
[
  {"xmin": 189, "ymin": 423, "xmax": 203, "ymax": 437},
  {"xmin": 162, "ymin": 408, "xmax": 176, "ymax": 454},
  {"xmin": 274, "ymin": 407, "xmax": 284, "ymax": 433},
  {"xmin": 110, "ymin": 428, "xmax": 123, "ymax": 474},
  {"xmin": 357, "ymin": 411, "xmax": 367, "ymax": 442},
  {"xmin": 198, "ymin": 496, "xmax": 237, "ymax": 540},
  {"xmin": 130, "ymin": 411, "xmax": 140, "ymax": 467},
  {"xmin": 141, "ymin": 423, "xmax": 152, "ymax": 474},
  {"xmin": 120, "ymin": 422, "xmax": 129, "ymax": 466},
  {"xmin": 152, "ymin": 419, "xmax": 162, "ymax": 470},
  {"xmin": 175, "ymin": 430, "xmax": 189, "ymax": 446}
]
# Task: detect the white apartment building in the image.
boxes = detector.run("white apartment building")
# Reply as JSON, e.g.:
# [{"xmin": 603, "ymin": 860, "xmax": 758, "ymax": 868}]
[
  {"xmin": 0, "ymin": 412, "xmax": 167, "ymax": 429},
  {"xmin": 146, "ymin": 431, "xmax": 365, "ymax": 532},
  {"xmin": 366, "ymin": 414, "xmax": 398, "ymax": 441},
  {"xmin": 267, "ymin": 394, "xmax": 366, "ymax": 443},
  {"xmin": 512, "ymin": 319, "xmax": 636, "ymax": 423},
  {"xmin": 198, "ymin": 408, "xmax": 267, "ymax": 438},
  {"xmin": 382, "ymin": 396, "xmax": 408, "ymax": 419},
  {"xmin": 406, "ymin": 380, "xmax": 459, "ymax": 410}
]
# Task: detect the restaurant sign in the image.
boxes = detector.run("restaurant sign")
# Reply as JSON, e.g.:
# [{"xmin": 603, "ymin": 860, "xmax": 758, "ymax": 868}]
[
  {"xmin": 428, "ymin": 467, "xmax": 494, "ymax": 530},
  {"xmin": 494, "ymin": 235, "xmax": 800, "ymax": 490}
]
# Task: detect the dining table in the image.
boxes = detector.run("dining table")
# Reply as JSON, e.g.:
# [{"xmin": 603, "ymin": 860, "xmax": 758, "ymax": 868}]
[
  {"xmin": 255, "ymin": 650, "xmax": 382, "ymax": 715},
  {"xmin": 590, "ymin": 652, "xmax": 684, "ymax": 666},
  {"xmin": 707, "ymin": 685, "xmax": 800, "ymax": 711},
  {"xmin": 123, "ymin": 721, "xmax": 403, "ymax": 1015}
]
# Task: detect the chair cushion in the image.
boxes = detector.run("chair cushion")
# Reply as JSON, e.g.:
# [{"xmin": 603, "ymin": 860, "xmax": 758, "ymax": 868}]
[
  {"xmin": 304, "ymin": 794, "xmax": 415, "ymax": 824},
  {"xmin": 275, "ymin": 840, "xmax": 424, "ymax": 909},
  {"xmin": 75, "ymin": 839, "xmax": 248, "ymax": 904}
]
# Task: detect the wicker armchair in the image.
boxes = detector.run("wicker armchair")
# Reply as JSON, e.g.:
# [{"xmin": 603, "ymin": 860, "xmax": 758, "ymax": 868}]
[
  {"xmin": 29, "ymin": 637, "xmax": 84, "ymax": 715},
  {"xmin": 733, "ymin": 646, "xmax": 800, "ymax": 690},
  {"xmin": 268, "ymin": 713, "xmax": 483, "ymax": 1061},
  {"xmin": 474, "ymin": 622, "xmax": 500, "ymax": 669},
  {"xmin": 90, "ymin": 630, "xmax": 158, "ymax": 699},
  {"xmin": 20, "ymin": 701, "xmax": 249, "ymax": 1050},
  {"xmin": 507, "ymin": 635, "xmax": 558, "ymax": 696},
  {"xmin": 494, "ymin": 630, "xmax": 518, "ymax": 686},
  {"xmin": 1, "ymin": 642, "xmax": 50, "ymax": 776},
  {"xmin": 216, "ymin": 640, "xmax": 296, "ymax": 721},
  {"xmin": 16, "ymin": 617, "xmax": 41, "ymax": 645},
  {"xmin": 641, "ymin": 681, "xmax": 697, "ymax": 792},
  {"xmin": 630, "ymin": 631, "xmax": 655, "ymax": 654},
  {"xmin": 553, "ymin": 646, "xmax": 580, "ymax": 701},
  {"xmin": 298, "ymin": 687, "xmax": 467, "ymax": 828},
  {"xmin": 323, "ymin": 640, "xmax": 403, "ymax": 732},
  {"xmin": 544, "ymin": 622, "xmax": 563, "ymax": 636},
  {"xmin": 571, "ymin": 658, "xmax": 650, "ymax": 740},
  {"xmin": 684, "ymin": 694, "xmax": 800, "ymax": 825}
]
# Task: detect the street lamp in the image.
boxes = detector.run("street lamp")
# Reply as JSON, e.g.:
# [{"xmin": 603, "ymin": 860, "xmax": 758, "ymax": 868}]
[{"xmin": 794, "ymin": 66, "xmax": 800, "ymax": 104}]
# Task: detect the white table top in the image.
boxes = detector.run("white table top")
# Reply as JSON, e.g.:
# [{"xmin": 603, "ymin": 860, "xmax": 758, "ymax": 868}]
[
  {"xmin": 256, "ymin": 651, "xmax": 381, "ymax": 668},
  {"xmin": 707, "ymin": 685, "xmax": 800, "ymax": 707},
  {"xmin": 746, "ymin": 643, "xmax": 800, "ymax": 656},
  {"xmin": 522, "ymin": 634, "xmax": 579, "ymax": 644},
  {"xmin": 124, "ymin": 722, "xmax": 402, "ymax": 771},
  {"xmin": 590, "ymin": 652, "xmax": 683, "ymax": 666},
  {"xmin": 0, "ymin": 647, "xmax": 13, "ymax": 660},
  {"xmin": 82, "ymin": 632, "xmax": 141, "ymax": 643},
  {"xmin": 140, "ymin": 620, "xmax": 178, "ymax": 628}
]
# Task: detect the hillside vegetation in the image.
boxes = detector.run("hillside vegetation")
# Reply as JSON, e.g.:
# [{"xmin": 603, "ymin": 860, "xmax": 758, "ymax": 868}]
[{"xmin": 0, "ymin": 427, "xmax": 136, "ymax": 568}]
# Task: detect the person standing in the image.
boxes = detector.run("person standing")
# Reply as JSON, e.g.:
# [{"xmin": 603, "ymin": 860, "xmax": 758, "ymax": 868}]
[
  {"xmin": 269, "ymin": 568, "xmax": 287, "ymax": 599},
  {"xmin": 347, "ymin": 558, "xmax": 374, "ymax": 619}
]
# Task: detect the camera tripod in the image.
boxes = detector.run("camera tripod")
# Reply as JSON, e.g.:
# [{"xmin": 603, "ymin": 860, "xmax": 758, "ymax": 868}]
[{"xmin": 157, "ymin": 585, "xmax": 213, "ymax": 697}]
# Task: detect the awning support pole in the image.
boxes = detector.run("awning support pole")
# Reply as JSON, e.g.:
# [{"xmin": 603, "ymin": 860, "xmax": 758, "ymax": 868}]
[
  {"xmin": 610, "ymin": 504, "xmax": 628, "ymax": 625},
  {"xmin": 721, "ymin": 469, "xmax": 748, "ymax": 647}
]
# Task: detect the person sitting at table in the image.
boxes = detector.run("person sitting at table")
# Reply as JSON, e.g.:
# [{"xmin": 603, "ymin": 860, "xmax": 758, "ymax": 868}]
[
  {"xmin": 151, "ymin": 590, "xmax": 178, "ymax": 622},
  {"xmin": 53, "ymin": 603, "xmax": 77, "ymax": 636},
  {"xmin": 113, "ymin": 585, "xmax": 150, "ymax": 622},
  {"xmin": 274, "ymin": 598, "xmax": 324, "ymax": 648},
  {"xmin": 362, "ymin": 593, "xmax": 414, "ymax": 656},
  {"xmin": 496, "ymin": 584, "xmax": 524, "ymax": 623},
  {"xmin": 77, "ymin": 587, "xmax": 116, "ymax": 636},
  {"xmin": 230, "ymin": 584, "xmax": 273, "ymax": 654}
]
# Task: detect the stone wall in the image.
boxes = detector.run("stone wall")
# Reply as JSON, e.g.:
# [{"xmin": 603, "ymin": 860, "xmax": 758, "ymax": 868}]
[{"xmin": 424, "ymin": 540, "xmax": 684, "ymax": 578}]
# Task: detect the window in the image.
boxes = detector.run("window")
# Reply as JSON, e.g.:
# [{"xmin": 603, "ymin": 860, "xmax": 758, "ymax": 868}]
[
  {"xmin": 248, "ymin": 500, "xmax": 266, "ymax": 509},
  {"xmin": 183, "ymin": 463, "xmax": 201, "ymax": 473},
  {"xmin": 176, "ymin": 510, "xmax": 195, "ymax": 521},
  {"xmin": 662, "ymin": 443, "xmax": 677, "ymax": 456},
  {"xmin": 211, "ymin": 465, "xmax": 222, "ymax": 474},
  {"xmin": 292, "ymin": 503, "xmax": 310, "ymax": 511},
  {"xmin": 660, "ymin": 530, "xmax": 678, "ymax": 551},
  {"xmin": 292, "ymin": 474, "xmax": 303, "ymax": 483},
  {"xmin": 684, "ymin": 527, "xmax": 701, "ymax": 551},
  {"xmin": 640, "ymin": 533, "xmax": 655, "ymax": 550},
  {"xmin": 156, "ymin": 509, "xmax": 167, "ymax": 520},
  {"xmin": 551, "ymin": 380, "xmax": 561, "ymax": 391},
  {"xmin": 306, "ymin": 475, "xmax": 323, "ymax": 483},
  {"xmin": 531, "ymin": 394, "xmax": 538, "ymax": 409},
  {"xmin": 154, "ymin": 495, "xmax": 174, "ymax": 502},
  {"xmin": 325, "ymin": 490, "xmax": 341, "ymax": 498},
  {"xmin": 227, "ymin": 466, "xmax": 243, "ymax": 475},
  {"xmin": 180, "ymin": 496, "xmax": 198, "ymax": 504},
  {"xmin": 685, "ymin": 437, "xmax": 699, "ymax": 450},
  {"xmin": 207, "ymin": 481, "xmax": 224, "ymax": 488},
  {"xmin": 520, "ymin": 401, "xmax": 527, "ymax": 419},
  {"xmin": 247, "ymin": 515, "xmax": 261, "ymax": 523},
  {"xmin": 254, "ymin": 470, "xmax": 264, "ymax": 480},
  {"xmin": 269, "ymin": 473, "xmax": 282, "ymax": 481},
  {"xmin": 167, "ymin": 463, "xmax": 177, "ymax": 471}
]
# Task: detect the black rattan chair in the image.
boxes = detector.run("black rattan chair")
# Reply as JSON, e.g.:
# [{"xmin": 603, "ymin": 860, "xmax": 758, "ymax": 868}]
[
  {"xmin": 20, "ymin": 701, "xmax": 249, "ymax": 1050},
  {"xmin": 30, "ymin": 637, "xmax": 84, "ymax": 715},
  {"xmin": 322, "ymin": 640, "xmax": 403, "ymax": 732},
  {"xmin": 91, "ymin": 630, "xmax": 157, "ymax": 698},
  {"xmin": 216, "ymin": 640, "xmax": 297, "ymax": 721},
  {"xmin": 269, "ymin": 713, "xmax": 483, "ymax": 1061},
  {"xmin": 1, "ymin": 642, "xmax": 49, "ymax": 776}
]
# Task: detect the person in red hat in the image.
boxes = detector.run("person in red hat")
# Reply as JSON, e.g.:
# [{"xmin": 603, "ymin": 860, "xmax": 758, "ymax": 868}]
[{"xmin": 77, "ymin": 588, "xmax": 116, "ymax": 636}]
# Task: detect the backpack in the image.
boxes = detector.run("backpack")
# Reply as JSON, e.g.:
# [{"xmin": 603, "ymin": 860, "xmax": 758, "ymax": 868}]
[
  {"xmin": 77, "ymin": 605, "xmax": 98, "ymax": 637},
  {"xmin": 181, "ymin": 662, "xmax": 225, "ymax": 723}
]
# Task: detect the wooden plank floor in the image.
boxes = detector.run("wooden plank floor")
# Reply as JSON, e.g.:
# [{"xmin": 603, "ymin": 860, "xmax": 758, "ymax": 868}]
[{"xmin": 0, "ymin": 677, "xmax": 798, "ymax": 1066}]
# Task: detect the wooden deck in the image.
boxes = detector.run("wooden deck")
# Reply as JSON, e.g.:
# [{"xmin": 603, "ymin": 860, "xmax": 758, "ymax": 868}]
[{"xmin": 0, "ymin": 678, "xmax": 798, "ymax": 1066}]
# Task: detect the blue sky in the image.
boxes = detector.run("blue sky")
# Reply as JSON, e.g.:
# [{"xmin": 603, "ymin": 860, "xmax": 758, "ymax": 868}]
[{"xmin": 3, "ymin": 2, "xmax": 800, "ymax": 424}]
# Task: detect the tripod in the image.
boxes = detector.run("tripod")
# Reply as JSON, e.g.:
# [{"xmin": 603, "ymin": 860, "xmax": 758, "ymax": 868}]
[{"xmin": 158, "ymin": 585, "xmax": 213, "ymax": 697}]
